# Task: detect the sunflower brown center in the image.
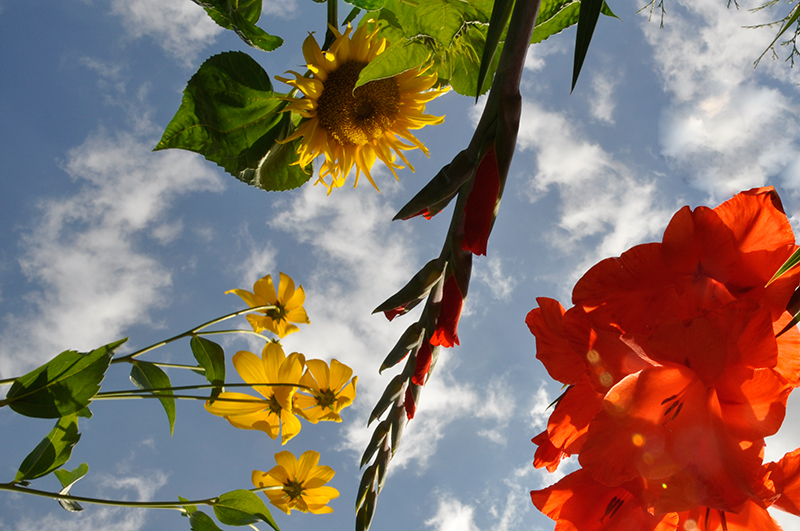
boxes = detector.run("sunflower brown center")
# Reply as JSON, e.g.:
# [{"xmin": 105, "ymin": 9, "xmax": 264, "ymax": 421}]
[
  {"xmin": 316, "ymin": 60, "xmax": 400, "ymax": 146},
  {"xmin": 283, "ymin": 479, "xmax": 304, "ymax": 500}
]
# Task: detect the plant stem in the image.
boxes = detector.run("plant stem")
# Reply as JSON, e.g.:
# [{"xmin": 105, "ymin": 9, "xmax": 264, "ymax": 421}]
[
  {"xmin": 111, "ymin": 305, "xmax": 275, "ymax": 365},
  {"xmin": 0, "ymin": 482, "xmax": 281, "ymax": 510},
  {"xmin": 324, "ymin": 0, "xmax": 338, "ymax": 49}
]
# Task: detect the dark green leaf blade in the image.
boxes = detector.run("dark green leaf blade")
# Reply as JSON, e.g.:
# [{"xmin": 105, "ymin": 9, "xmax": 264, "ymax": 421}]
[
  {"xmin": 130, "ymin": 361, "xmax": 176, "ymax": 436},
  {"xmin": 237, "ymin": 131, "xmax": 313, "ymax": 192},
  {"xmin": 156, "ymin": 52, "xmax": 309, "ymax": 191},
  {"xmin": 213, "ymin": 489, "xmax": 279, "ymax": 530},
  {"xmin": 572, "ymin": 0, "xmax": 603, "ymax": 91},
  {"xmin": 15, "ymin": 415, "xmax": 81, "ymax": 482},
  {"xmin": 190, "ymin": 510, "xmax": 225, "ymax": 531},
  {"xmin": 190, "ymin": 336, "xmax": 226, "ymax": 397},
  {"xmin": 475, "ymin": 0, "xmax": 514, "ymax": 99},
  {"xmin": 4, "ymin": 339, "xmax": 125, "ymax": 418},
  {"xmin": 193, "ymin": 0, "xmax": 283, "ymax": 52}
]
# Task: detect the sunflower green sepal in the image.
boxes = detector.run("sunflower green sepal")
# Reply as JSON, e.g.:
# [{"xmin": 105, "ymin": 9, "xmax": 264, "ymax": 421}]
[{"xmin": 155, "ymin": 52, "xmax": 311, "ymax": 192}]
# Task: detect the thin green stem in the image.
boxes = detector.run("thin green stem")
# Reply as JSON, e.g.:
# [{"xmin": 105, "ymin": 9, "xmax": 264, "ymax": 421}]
[
  {"xmin": 148, "ymin": 362, "xmax": 206, "ymax": 371},
  {"xmin": 111, "ymin": 305, "xmax": 275, "ymax": 365},
  {"xmin": 0, "ymin": 377, "xmax": 16, "ymax": 387},
  {"xmin": 96, "ymin": 382, "xmax": 314, "ymax": 396},
  {"xmin": 0, "ymin": 482, "xmax": 282, "ymax": 510},
  {"xmin": 197, "ymin": 329, "xmax": 269, "ymax": 340}
]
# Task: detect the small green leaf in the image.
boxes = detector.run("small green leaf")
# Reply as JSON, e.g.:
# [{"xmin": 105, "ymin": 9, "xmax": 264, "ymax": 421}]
[
  {"xmin": 195, "ymin": 0, "xmax": 283, "ymax": 52},
  {"xmin": 156, "ymin": 52, "xmax": 310, "ymax": 191},
  {"xmin": 54, "ymin": 463, "xmax": 89, "ymax": 512},
  {"xmin": 213, "ymin": 489, "xmax": 279, "ymax": 530},
  {"xmin": 130, "ymin": 361, "xmax": 176, "ymax": 436},
  {"xmin": 356, "ymin": 40, "xmax": 431, "ymax": 90},
  {"xmin": 344, "ymin": 0, "xmax": 385, "ymax": 10},
  {"xmin": 54, "ymin": 462, "xmax": 89, "ymax": 489},
  {"xmin": 179, "ymin": 496, "xmax": 198, "ymax": 517},
  {"xmin": 15, "ymin": 414, "xmax": 81, "ymax": 482},
  {"xmin": 4, "ymin": 339, "xmax": 125, "ymax": 418},
  {"xmin": 190, "ymin": 337, "xmax": 226, "ymax": 397},
  {"xmin": 189, "ymin": 510, "xmax": 225, "ymax": 531}
]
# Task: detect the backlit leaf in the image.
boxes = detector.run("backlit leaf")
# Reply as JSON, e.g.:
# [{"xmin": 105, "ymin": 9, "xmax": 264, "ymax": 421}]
[
  {"xmin": 130, "ymin": 361, "xmax": 176, "ymax": 436},
  {"xmin": 193, "ymin": 0, "xmax": 283, "ymax": 52},
  {"xmin": 3, "ymin": 340, "xmax": 124, "ymax": 418},
  {"xmin": 190, "ymin": 336, "xmax": 226, "ymax": 397},
  {"xmin": 213, "ymin": 489, "xmax": 279, "ymax": 530},
  {"xmin": 15, "ymin": 415, "xmax": 81, "ymax": 482}
]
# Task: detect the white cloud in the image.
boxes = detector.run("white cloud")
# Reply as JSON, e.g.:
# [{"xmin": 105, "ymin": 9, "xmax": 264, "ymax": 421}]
[
  {"xmin": 262, "ymin": 0, "xmax": 299, "ymax": 19},
  {"xmin": 516, "ymin": 100, "xmax": 673, "ymax": 287},
  {"xmin": 589, "ymin": 70, "xmax": 618, "ymax": 124},
  {"xmin": 425, "ymin": 496, "xmax": 481, "ymax": 531},
  {"xmin": 0, "ymin": 128, "xmax": 223, "ymax": 379},
  {"xmin": 8, "ymin": 471, "xmax": 168, "ymax": 531},
  {"xmin": 640, "ymin": 0, "xmax": 800, "ymax": 200},
  {"xmin": 528, "ymin": 382, "xmax": 551, "ymax": 431},
  {"xmin": 474, "ymin": 256, "xmax": 518, "ymax": 302},
  {"xmin": 110, "ymin": 0, "xmax": 223, "ymax": 65}
]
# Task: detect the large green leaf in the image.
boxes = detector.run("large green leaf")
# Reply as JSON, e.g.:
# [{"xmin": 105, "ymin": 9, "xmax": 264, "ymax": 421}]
[
  {"xmin": 193, "ymin": 0, "xmax": 283, "ymax": 52},
  {"xmin": 130, "ymin": 361, "xmax": 176, "ymax": 436},
  {"xmin": 236, "ymin": 128, "xmax": 313, "ymax": 192},
  {"xmin": 344, "ymin": 0, "xmax": 386, "ymax": 10},
  {"xmin": 437, "ymin": 23, "xmax": 501, "ymax": 96},
  {"xmin": 190, "ymin": 336, "xmax": 226, "ymax": 397},
  {"xmin": 213, "ymin": 489, "xmax": 279, "ymax": 530},
  {"xmin": 15, "ymin": 414, "xmax": 81, "ymax": 482},
  {"xmin": 3, "ymin": 340, "xmax": 125, "ymax": 418},
  {"xmin": 155, "ymin": 52, "xmax": 310, "ymax": 192},
  {"xmin": 532, "ymin": 0, "xmax": 617, "ymax": 45},
  {"xmin": 356, "ymin": 39, "xmax": 431, "ymax": 89},
  {"xmin": 394, "ymin": 0, "xmax": 492, "ymax": 46}
]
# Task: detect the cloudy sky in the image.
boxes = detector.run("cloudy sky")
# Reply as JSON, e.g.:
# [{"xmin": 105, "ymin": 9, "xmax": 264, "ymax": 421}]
[{"xmin": 2, "ymin": 0, "xmax": 800, "ymax": 530}]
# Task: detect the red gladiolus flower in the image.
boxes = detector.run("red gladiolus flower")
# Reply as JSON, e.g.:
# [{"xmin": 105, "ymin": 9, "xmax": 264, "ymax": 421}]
[
  {"xmin": 412, "ymin": 341, "xmax": 432, "ymax": 386},
  {"xmin": 430, "ymin": 276, "xmax": 463, "ymax": 348},
  {"xmin": 462, "ymin": 148, "xmax": 500, "ymax": 256}
]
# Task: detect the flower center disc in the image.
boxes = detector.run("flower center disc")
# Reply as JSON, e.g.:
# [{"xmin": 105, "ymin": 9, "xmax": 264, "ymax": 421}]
[{"xmin": 317, "ymin": 61, "xmax": 400, "ymax": 146}]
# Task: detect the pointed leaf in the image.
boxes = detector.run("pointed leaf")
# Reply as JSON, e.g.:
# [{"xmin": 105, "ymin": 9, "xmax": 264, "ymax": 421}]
[
  {"xmin": 130, "ymin": 361, "xmax": 176, "ymax": 436},
  {"xmin": 190, "ymin": 336, "xmax": 226, "ymax": 397},
  {"xmin": 15, "ymin": 414, "xmax": 81, "ymax": 482},
  {"xmin": 3, "ymin": 340, "xmax": 124, "ymax": 418},
  {"xmin": 360, "ymin": 420, "xmax": 391, "ymax": 467},
  {"xmin": 190, "ymin": 511, "xmax": 225, "ymax": 531},
  {"xmin": 213, "ymin": 489, "xmax": 279, "ymax": 530},
  {"xmin": 156, "ymin": 52, "xmax": 310, "ymax": 191},
  {"xmin": 373, "ymin": 259, "xmax": 445, "ymax": 315},
  {"xmin": 394, "ymin": 150, "xmax": 477, "ymax": 220},
  {"xmin": 344, "ymin": 0, "xmax": 385, "ymax": 10},
  {"xmin": 572, "ymin": 0, "xmax": 603, "ymax": 91},
  {"xmin": 356, "ymin": 39, "xmax": 431, "ymax": 90},
  {"xmin": 193, "ymin": 0, "xmax": 283, "ymax": 52},
  {"xmin": 180, "ymin": 495, "xmax": 198, "ymax": 517},
  {"xmin": 475, "ymin": 0, "xmax": 514, "ymax": 99},
  {"xmin": 380, "ymin": 323, "xmax": 424, "ymax": 373},
  {"xmin": 768, "ymin": 247, "xmax": 800, "ymax": 285},
  {"xmin": 368, "ymin": 375, "xmax": 406, "ymax": 425}
]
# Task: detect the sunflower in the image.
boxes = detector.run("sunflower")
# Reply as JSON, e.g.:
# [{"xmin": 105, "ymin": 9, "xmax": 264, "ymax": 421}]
[{"xmin": 276, "ymin": 21, "xmax": 448, "ymax": 193}]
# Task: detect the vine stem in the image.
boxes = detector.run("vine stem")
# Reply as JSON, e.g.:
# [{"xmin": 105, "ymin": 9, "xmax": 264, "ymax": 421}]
[
  {"xmin": 0, "ymin": 482, "xmax": 282, "ymax": 510},
  {"xmin": 111, "ymin": 304, "xmax": 275, "ymax": 365},
  {"xmin": 93, "ymin": 382, "xmax": 315, "ymax": 401}
]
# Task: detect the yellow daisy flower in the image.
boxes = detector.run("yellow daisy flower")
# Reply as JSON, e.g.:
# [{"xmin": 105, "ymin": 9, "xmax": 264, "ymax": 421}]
[
  {"xmin": 294, "ymin": 359, "xmax": 357, "ymax": 423},
  {"xmin": 252, "ymin": 450, "xmax": 340, "ymax": 514},
  {"xmin": 204, "ymin": 342, "xmax": 305, "ymax": 444},
  {"xmin": 227, "ymin": 272, "xmax": 310, "ymax": 338},
  {"xmin": 277, "ymin": 21, "xmax": 448, "ymax": 193}
]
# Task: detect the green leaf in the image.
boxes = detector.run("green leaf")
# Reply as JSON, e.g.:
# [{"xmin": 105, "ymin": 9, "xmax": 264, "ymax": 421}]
[
  {"xmin": 194, "ymin": 0, "xmax": 283, "ymax": 52},
  {"xmin": 156, "ymin": 52, "xmax": 310, "ymax": 191},
  {"xmin": 396, "ymin": 0, "xmax": 491, "ymax": 46},
  {"xmin": 189, "ymin": 510, "xmax": 225, "ymax": 531},
  {"xmin": 179, "ymin": 496, "xmax": 198, "ymax": 517},
  {"xmin": 572, "ymin": 0, "xmax": 604, "ymax": 91},
  {"xmin": 475, "ymin": 0, "xmax": 514, "ymax": 99},
  {"xmin": 344, "ymin": 0, "xmax": 385, "ymax": 10},
  {"xmin": 130, "ymin": 361, "xmax": 176, "ymax": 436},
  {"xmin": 4, "ymin": 340, "xmax": 125, "ymax": 418},
  {"xmin": 531, "ymin": 1, "xmax": 617, "ymax": 45},
  {"xmin": 438, "ymin": 23, "xmax": 500, "ymax": 96},
  {"xmin": 236, "ymin": 130, "xmax": 313, "ymax": 192},
  {"xmin": 190, "ymin": 337, "xmax": 226, "ymax": 397},
  {"xmin": 54, "ymin": 463, "xmax": 89, "ymax": 512},
  {"xmin": 356, "ymin": 40, "xmax": 431, "ymax": 89},
  {"xmin": 15, "ymin": 414, "xmax": 81, "ymax": 482},
  {"xmin": 213, "ymin": 489, "xmax": 279, "ymax": 530}
]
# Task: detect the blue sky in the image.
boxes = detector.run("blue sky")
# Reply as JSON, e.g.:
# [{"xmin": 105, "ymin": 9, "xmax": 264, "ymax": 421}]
[{"xmin": 2, "ymin": 0, "xmax": 800, "ymax": 530}]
